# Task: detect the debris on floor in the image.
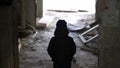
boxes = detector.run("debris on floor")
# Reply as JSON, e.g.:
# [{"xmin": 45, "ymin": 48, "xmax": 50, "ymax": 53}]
[
  {"xmin": 37, "ymin": 16, "xmax": 55, "ymax": 28},
  {"xmin": 80, "ymin": 45, "xmax": 98, "ymax": 55},
  {"xmin": 67, "ymin": 22, "xmax": 86, "ymax": 31},
  {"xmin": 47, "ymin": 9, "xmax": 78, "ymax": 13},
  {"xmin": 79, "ymin": 24, "xmax": 99, "ymax": 43},
  {"xmin": 47, "ymin": 9, "xmax": 88, "ymax": 13},
  {"xmin": 20, "ymin": 11, "xmax": 98, "ymax": 68}
]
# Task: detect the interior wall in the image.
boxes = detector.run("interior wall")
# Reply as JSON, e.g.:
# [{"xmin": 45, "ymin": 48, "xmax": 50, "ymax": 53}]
[
  {"xmin": 36, "ymin": 0, "xmax": 43, "ymax": 18},
  {"xmin": 97, "ymin": 0, "xmax": 120, "ymax": 68},
  {"xmin": 0, "ymin": 0, "xmax": 36, "ymax": 68},
  {"xmin": 0, "ymin": 0, "xmax": 19, "ymax": 68},
  {"xmin": 25, "ymin": 0, "xmax": 36, "ymax": 26},
  {"xmin": 18, "ymin": 0, "xmax": 36, "ymax": 29}
]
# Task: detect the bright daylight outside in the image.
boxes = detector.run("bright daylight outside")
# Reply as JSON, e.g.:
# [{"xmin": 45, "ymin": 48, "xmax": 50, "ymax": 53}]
[{"xmin": 43, "ymin": 0, "xmax": 96, "ymax": 14}]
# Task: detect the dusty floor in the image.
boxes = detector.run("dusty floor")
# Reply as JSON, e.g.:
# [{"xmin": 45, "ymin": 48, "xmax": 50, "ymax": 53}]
[{"xmin": 19, "ymin": 11, "xmax": 98, "ymax": 68}]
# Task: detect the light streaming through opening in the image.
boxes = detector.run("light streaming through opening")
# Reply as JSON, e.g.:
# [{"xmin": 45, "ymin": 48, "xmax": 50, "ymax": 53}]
[{"xmin": 43, "ymin": 0, "xmax": 96, "ymax": 13}]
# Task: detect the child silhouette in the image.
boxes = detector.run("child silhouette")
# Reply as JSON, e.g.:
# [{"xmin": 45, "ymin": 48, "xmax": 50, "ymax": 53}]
[{"xmin": 47, "ymin": 20, "xmax": 76, "ymax": 68}]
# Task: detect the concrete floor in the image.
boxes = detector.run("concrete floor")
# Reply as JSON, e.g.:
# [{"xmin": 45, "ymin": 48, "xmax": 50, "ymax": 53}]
[{"xmin": 19, "ymin": 12, "xmax": 98, "ymax": 68}]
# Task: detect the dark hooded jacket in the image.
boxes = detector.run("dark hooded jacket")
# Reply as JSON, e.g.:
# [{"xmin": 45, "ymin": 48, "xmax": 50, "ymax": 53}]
[{"xmin": 47, "ymin": 20, "xmax": 76, "ymax": 63}]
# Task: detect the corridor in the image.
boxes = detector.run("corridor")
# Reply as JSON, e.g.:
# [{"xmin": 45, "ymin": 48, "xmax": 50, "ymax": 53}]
[{"xmin": 19, "ymin": 12, "xmax": 98, "ymax": 68}]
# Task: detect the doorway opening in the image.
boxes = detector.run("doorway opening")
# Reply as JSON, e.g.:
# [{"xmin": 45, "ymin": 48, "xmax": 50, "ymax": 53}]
[
  {"xmin": 43, "ymin": 0, "xmax": 96, "ymax": 16},
  {"xmin": 19, "ymin": 0, "xmax": 98, "ymax": 68}
]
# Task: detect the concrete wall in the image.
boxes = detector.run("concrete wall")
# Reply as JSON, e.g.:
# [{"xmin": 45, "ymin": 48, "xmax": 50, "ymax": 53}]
[
  {"xmin": 0, "ymin": 0, "xmax": 37, "ymax": 68},
  {"xmin": 97, "ymin": 0, "xmax": 120, "ymax": 68},
  {"xmin": 18, "ymin": 0, "xmax": 36, "ymax": 29},
  {"xmin": 36, "ymin": 0, "xmax": 43, "ymax": 18},
  {"xmin": 0, "ymin": 0, "xmax": 19, "ymax": 68},
  {"xmin": 25, "ymin": 0, "xmax": 36, "ymax": 26}
]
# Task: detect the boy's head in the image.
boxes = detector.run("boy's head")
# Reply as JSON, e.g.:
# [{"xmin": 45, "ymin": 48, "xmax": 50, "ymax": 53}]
[
  {"xmin": 54, "ymin": 20, "xmax": 69, "ymax": 37},
  {"xmin": 56, "ymin": 20, "xmax": 67, "ymax": 29}
]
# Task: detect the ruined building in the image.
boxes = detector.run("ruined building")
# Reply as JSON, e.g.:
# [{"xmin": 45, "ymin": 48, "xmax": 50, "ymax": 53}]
[{"xmin": 0, "ymin": 0, "xmax": 120, "ymax": 68}]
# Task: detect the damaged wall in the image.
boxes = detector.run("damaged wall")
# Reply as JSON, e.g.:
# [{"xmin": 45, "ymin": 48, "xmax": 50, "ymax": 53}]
[
  {"xmin": 36, "ymin": 0, "xmax": 43, "ymax": 18},
  {"xmin": 25, "ymin": 0, "xmax": 36, "ymax": 26},
  {"xmin": 0, "ymin": 0, "xmax": 19, "ymax": 68},
  {"xmin": 0, "ymin": 0, "xmax": 38, "ymax": 68},
  {"xmin": 18, "ymin": 0, "xmax": 36, "ymax": 29},
  {"xmin": 0, "ymin": 0, "xmax": 37, "ymax": 68},
  {"xmin": 97, "ymin": 0, "xmax": 120, "ymax": 68},
  {"xmin": 1, "ymin": 0, "xmax": 120, "ymax": 68}
]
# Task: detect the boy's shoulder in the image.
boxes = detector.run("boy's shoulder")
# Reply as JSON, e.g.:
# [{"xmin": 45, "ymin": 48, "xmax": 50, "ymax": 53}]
[{"xmin": 67, "ymin": 36, "xmax": 74, "ymax": 40}]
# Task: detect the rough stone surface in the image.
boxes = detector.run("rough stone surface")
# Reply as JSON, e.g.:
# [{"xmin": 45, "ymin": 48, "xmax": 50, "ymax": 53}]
[{"xmin": 97, "ymin": 0, "xmax": 120, "ymax": 68}]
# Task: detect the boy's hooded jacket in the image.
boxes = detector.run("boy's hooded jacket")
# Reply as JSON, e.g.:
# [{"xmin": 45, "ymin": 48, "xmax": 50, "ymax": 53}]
[{"xmin": 47, "ymin": 20, "xmax": 76, "ymax": 63}]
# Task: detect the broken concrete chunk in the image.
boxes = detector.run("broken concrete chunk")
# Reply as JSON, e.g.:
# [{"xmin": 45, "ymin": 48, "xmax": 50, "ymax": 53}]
[{"xmin": 37, "ymin": 16, "xmax": 55, "ymax": 28}]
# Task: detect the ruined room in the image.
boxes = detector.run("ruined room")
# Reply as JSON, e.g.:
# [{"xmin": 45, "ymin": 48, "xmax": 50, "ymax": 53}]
[{"xmin": 0, "ymin": 0, "xmax": 120, "ymax": 68}]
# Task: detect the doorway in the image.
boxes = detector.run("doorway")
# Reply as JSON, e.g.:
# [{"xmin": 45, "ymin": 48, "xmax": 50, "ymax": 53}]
[{"xmin": 19, "ymin": 0, "xmax": 98, "ymax": 68}]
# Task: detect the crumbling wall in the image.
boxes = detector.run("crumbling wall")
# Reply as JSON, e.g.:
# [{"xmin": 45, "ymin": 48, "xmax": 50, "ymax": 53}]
[
  {"xmin": 18, "ymin": 0, "xmax": 36, "ymax": 29},
  {"xmin": 25, "ymin": 0, "xmax": 36, "ymax": 26},
  {"xmin": 0, "ymin": 0, "xmax": 19, "ymax": 68},
  {"xmin": 36, "ymin": 0, "xmax": 43, "ymax": 18},
  {"xmin": 97, "ymin": 0, "xmax": 120, "ymax": 68}
]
